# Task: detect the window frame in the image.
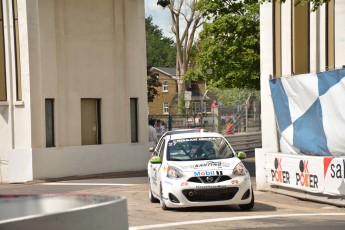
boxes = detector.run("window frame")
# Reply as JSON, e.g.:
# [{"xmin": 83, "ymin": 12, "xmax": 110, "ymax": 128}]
[
  {"xmin": 192, "ymin": 101, "xmax": 200, "ymax": 113},
  {"xmin": 162, "ymin": 80, "xmax": 168, "ymax": 92},
  {"xmin": 163, "ymin": 102, "xmax": 169, "ymax": 115}
]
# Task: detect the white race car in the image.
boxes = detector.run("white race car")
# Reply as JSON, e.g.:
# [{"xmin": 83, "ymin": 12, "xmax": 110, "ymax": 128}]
[{"xmin": 147, "ymin": 129, "xmax": 254, "ymax": 210}]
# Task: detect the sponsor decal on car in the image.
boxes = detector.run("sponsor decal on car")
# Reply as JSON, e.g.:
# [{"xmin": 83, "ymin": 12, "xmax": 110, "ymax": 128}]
[
  {"xmin": 195, "ymin": 185, "xmax": 227, "ymax": 189},
  {"xmin": 193, "ymin": 161, "xmax": 230, "ymax": 168},
  {"xmin": 231, "ymin": 179, "xmax": 239, "ymax": 184},
  {"xmin": 164, "ymin": 180, "xmax": 173, "ymax": 186},
  {"xmin": 181, "ymin": 182, "xmax": 189, "ymax": 187},
  {"xmin": 193, "ymin": 170, "xmax": 223, "ymax": 176}
]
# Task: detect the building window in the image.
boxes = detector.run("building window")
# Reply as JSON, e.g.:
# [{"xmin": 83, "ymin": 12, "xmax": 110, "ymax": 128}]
[
  {"xmin": 12, "ymin": 0, "xmax": 21, "ymax": 101},
  {"xmin": 201, "ymin": 102, "xmax": 206, "ymax": 112},
  {"xmin": 192, "ymin": 101, "xmax": 200, "ymax": 113},
  {"xmin": 292, "ymin": 1, "xmax": 309, "ymax": 74},
  {"xmin": 130, "ymin": 98, "xmax": 138, "ymax": 143},
  {"xmin": 326, "ymin": 0, "xmax": 335, "ymax": 70},
  {"xmin": 0, "ymin": 0, "xmax": 6, "ymax": 101},
  {"xmin": 162, "ymin": 81, "xmax": 168, "ymax": 92},
  {"xmin": 45, "ymin": 99, "xmax": 55, "ymax": 147},
  {"xmin": 163, "ymin": 102, "xmax": 169, "ymax": 114}
]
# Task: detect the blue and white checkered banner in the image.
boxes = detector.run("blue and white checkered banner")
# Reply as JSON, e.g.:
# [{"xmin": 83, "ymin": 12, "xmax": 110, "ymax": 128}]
[{"xmin": 269, "ymin": 69, "xmax": 345, "ymax": 157}]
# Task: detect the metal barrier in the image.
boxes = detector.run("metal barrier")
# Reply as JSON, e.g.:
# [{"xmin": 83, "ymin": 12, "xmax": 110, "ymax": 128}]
[{"xmin": 224, "ymin": 132, "xmax": 262, "ymax": 153}]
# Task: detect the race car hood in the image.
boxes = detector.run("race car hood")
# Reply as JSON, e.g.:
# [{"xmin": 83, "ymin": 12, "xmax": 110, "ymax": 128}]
[{"xmin": 167, "ymin": 157, "xmax": 242, "ymax": 172}]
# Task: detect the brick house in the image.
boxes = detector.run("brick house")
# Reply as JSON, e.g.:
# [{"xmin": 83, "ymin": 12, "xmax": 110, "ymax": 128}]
[
  {"xmin": 148, "ymin": 67, "xmax": 178, "ymax": 116},
  {"xmin": 148, "ymin": 67, "xmax": 212, "ymax": 117}
]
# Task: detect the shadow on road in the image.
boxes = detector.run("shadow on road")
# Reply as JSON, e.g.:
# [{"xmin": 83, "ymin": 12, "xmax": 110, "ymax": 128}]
[{"xmin": 167, "ymin": 202, "xmax": 277, "ymax": 213}]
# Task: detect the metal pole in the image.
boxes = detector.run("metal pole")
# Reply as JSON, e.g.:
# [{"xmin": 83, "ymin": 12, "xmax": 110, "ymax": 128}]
[{"xmin": 245, "ymin": 104, "xmax": 248, "ymax": 133}]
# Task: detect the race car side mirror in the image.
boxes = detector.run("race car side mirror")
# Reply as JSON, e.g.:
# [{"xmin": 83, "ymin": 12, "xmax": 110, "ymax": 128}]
[
  {"xmin": 237, "ymin": 151, "xmax": 246, "ymax": 159},
  {"xmin": 150, "ymin": 155, "xmax": 162, "ymax": 164},
  {"xmin": 149, "ymin": 146, "xmax": 155, "ymax": 152}
]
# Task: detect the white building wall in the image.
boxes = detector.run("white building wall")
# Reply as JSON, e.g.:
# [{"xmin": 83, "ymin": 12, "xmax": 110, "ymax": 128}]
[
  {"xmin": 309, "ymin": 9, "xmax": 319, "ymax": 73},
  {"xmin": 1, "ymin": 0, "xmax": 33, "ymax": 183},
  {"xmin": 334, "ymin": 1, "xmax": 345, "ymax": 67},
  {"xmin": 281, "ymin": 0, "xmax": 291, "ymax": 76},
  {"xmin": 259, "ymin": 3, "xmax": 278, "ymax": 151},
  {"xmin": 0, "ymin": 0, "xmax": 12, "ymax": 183},
  {"xmin": 2, "ymin": 0, "xmax": 150, "ymax": 183},
  {"xmin": 125, "ymin": 0, "xmax": 148, "ymax": 143},
  {"xmin": 318, "ymin": 5, "xmax": 327, "ymax": 71}
]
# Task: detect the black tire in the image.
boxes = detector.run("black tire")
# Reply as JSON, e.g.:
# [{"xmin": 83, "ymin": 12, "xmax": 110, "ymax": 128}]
[
  {"xmin": 148, "ymin": 179, "xmax": 159, "ymax": 203},
  {"xmin": 160, "ymin": 184, "xmax": 169, "ymax": 210},
  {"xmin": 239, "ymin": 188, "xmax": 255, "ymax": 211}
]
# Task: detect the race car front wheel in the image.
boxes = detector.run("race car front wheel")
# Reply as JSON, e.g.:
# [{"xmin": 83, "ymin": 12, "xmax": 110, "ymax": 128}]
[
  {"xmin": 160, "ymin": 184, "xmax": 169, "ymax": 210},
  {"xmin": 239, "ymin": 187, "xmax": 254, "ymax": 211},
  {"xmin": 148, "ymin": 179, "xmax": 159, "ymax": 203}
]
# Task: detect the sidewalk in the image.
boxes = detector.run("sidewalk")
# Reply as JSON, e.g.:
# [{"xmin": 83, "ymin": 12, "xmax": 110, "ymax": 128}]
[{"xmin": 0, "ymin": 170, "xmax": 148, "ymax": 187}]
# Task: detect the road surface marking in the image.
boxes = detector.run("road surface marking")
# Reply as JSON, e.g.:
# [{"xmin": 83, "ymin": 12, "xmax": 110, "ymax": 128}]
[
  {"xmin": 129, "ymin": 213, "xmax": 345, "ymax": 230},
  {"xmin": 42, "ymin": 182, "xmax": 136, "ymax": 186}
]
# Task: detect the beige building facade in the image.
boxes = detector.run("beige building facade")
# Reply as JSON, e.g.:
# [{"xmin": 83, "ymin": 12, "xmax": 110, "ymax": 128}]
[{"xmin": 0, "ymin": 0, "xmax": 149, "ymax": 183}]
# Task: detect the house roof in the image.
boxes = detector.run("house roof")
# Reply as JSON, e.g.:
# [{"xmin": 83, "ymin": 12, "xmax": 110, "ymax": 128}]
[{"xmin": 151, "ymin": 67, "xmax": 176, "ymax": 78}]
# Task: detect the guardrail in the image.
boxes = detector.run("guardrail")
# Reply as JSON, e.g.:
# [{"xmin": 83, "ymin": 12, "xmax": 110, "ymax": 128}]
[{"xmin": 224, "ymin": 132, "xmax": 262, "ymax": 153}]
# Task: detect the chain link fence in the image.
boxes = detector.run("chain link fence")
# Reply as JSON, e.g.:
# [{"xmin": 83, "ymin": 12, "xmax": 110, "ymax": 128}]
[{"xmin": 149, "ymin": 106, "xmax": 261, "ymax": 135}]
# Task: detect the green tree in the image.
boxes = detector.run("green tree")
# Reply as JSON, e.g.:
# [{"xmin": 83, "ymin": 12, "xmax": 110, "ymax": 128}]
[
  {"xmin": 210, "ymin": 87, "xmax": 260, "ymax": 107},
  {"xmin": 186, "ymin": 0, "xmax": 260, "ymax": 90},
  {"xmin": 259, "ymin": 0, "xmax": 330, "ymax": 12},
  {"xmin": 146, "ymin": 16, "xmax": 176, "ymax": 67},
  {"xmin": 147, "ymin": 66, "xmax": 162, "ymax": 103}
]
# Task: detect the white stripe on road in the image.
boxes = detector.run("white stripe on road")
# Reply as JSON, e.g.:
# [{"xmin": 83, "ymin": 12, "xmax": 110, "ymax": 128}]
[
  {"xmin": 42, "ymin": 182, "xmax": 136, "ymax": 186},
  {"xmin": 129, "ymin": 213, "xmax": 345, "ymax": 230}
]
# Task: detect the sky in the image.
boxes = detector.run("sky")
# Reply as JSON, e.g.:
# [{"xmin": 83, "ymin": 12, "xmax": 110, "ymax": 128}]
[{"xmin": 144, "ymin": 0, "xmax": 174, "ymax": 39}]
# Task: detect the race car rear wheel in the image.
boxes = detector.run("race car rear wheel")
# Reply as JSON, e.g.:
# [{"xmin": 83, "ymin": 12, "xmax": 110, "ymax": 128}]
[
  {"xmin": 239, "ymin": 187, "xmax": 254, "ymax": 211},
  {"xmin": 148, "ymin": 179, "xmax": 159, "ymax": 203}
]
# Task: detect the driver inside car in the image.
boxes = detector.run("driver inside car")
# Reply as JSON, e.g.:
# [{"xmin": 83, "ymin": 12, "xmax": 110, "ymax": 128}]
[{"xmin": 203, "ymin": 141, "xmax": 216, "ymax": 158}]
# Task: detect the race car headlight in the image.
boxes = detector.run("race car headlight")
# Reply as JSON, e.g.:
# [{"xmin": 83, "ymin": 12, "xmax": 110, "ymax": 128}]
[
  {"xmin": 233, "ymin": 162, "xmax": 246, "ymax": 176},
  {"xmin": 167, "ymin": 166, "xmax": 184, "ymax": 179}
]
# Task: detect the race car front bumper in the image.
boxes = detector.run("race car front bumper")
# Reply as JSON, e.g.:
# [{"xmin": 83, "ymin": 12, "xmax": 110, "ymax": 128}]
[{"xmin": 161, "ymin": 174, "xmax": 252, "ymax": 208}]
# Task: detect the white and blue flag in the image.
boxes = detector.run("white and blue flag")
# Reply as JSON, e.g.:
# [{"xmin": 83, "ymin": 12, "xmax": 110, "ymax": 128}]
[{"xmin": 269, "ymin": 69, "xmax": 345, "ymax": 157}]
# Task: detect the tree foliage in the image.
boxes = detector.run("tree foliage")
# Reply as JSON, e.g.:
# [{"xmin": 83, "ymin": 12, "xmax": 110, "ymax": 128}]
[
  {"xmin": 146, "ymin": 16, "xmax": 176, "ymax": 67},
  {"xmin": 259, "ymin": 0, "xmax": 330, "ymax": 12},
  {"xmin": 185, "ymin": 0, "xmax": 260, "ymax": 90},
  {"xmin": 147, "ymin": 66, "xmax": 162, "ymax": 103},
  {"xmin": 210, "ymin": 87, "xmax": 260, "ymax": 107}
]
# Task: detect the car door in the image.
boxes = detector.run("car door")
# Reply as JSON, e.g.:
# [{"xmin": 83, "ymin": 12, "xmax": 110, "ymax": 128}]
[
  {"xmin": 149, "ymin": 138, "xmax": 164, "ymax": 195},
  {"xmin": 151, "ymin": 138, "xmax": 166, "ymax": 196}
]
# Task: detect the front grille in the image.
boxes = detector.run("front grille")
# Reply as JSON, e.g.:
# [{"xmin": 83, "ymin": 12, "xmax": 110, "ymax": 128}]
[
  {"xmin": 187, "ymin": 175, "xmax": 231, "ymax": 183},
  {"xmin": 182, "ymin": 187, "xmax": 239, "ymax": 202}
]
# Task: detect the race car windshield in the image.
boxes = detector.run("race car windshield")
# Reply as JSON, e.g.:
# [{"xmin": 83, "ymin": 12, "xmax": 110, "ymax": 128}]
[{"xmin": 167, "ymin": 137, "xmax": 235, "ymax": 161}]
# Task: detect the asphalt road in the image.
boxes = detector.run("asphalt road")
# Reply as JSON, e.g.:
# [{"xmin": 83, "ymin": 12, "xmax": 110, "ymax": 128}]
[{"xmin": 1, "ymin": 158, "xmax": 345, "ymax": 229}]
